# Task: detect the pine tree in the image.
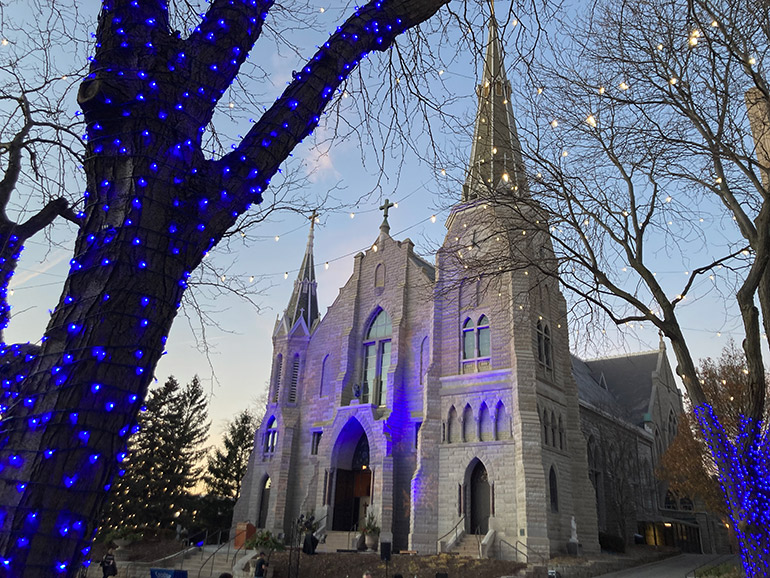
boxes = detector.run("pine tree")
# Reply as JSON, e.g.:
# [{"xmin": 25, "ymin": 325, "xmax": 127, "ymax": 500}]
[
  {"xmin": 205, "ymin": 409, "xmax": 259, "ymax": 501},
  {"xmin": 101, "ymin": 376, "xmax": 210, "ymax": 533}
]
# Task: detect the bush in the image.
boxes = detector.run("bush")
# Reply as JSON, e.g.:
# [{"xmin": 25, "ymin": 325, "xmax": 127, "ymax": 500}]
[{"xmin": 598, "ymin": 532, "xmax": 626, "ymax": 553}]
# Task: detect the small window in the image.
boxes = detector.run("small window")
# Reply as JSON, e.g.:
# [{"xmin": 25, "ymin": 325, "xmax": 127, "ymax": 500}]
[
  {"xmin": 311, "ymin": 431, "xmax": 322, "ymax": 455},
  {"xmin": 549, "ymin": 466, "xmax": 559, "ymax": 512}
]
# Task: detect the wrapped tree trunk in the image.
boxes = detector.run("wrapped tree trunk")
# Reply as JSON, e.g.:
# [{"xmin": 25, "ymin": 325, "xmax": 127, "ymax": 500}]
[{"xmin": 0, "ymin": 0, "xmax": 447, "ymax": 575}]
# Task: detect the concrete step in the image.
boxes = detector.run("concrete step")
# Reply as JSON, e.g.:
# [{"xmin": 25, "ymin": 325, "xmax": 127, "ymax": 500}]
[
  {"xmin": 450, "ymin": 534, "xmax": 482, "ymax": 558},
  {"xmin": 316, "ymin": 530, "xmax": 359, "ymax": 553}
]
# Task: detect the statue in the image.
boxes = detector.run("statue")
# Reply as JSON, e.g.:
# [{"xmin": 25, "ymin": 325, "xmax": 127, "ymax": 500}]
[{"xmin": 570, "ymin": 516, "xmax": 578, "ymax": 542}]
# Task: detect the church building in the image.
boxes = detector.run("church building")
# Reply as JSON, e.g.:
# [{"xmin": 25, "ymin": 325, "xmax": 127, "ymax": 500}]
[{"xmin": 233, "ymin": 13, "xmax": 726, "ymax": 559}]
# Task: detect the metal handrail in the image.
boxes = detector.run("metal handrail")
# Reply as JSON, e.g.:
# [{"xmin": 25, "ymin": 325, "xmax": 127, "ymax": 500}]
[
  {"xmin": 196, "ymin": 528, "xmax": 246, "ymax": 578},
  {"xmin": 437, "ymin": 516, "xmax": 465, "ymax": 552},
  {"xmin": 347, "ymin": 520, "xmax": 361, "ymax": 551},
  {"xmin": 498, "ymin": 538, "xmax": 527, "ymax": 563},
  {"xmin": 516, "ymin": 539, "xmax": 546, "ymax": 566}
]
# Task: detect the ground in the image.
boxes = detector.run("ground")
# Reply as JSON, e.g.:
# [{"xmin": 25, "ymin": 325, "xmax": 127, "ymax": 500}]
[{"xmin": 263, "ymin": 551, "xmax": 527, "ymax": 578}]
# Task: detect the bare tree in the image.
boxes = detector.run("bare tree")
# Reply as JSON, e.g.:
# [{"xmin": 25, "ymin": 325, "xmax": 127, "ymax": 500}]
[
  {"xmin": 0, "ymin": 0, "xmax": 89, "ymax": 341},
  {"xmin": 0, "ymin": 0, "xmax": 452, "ymax": 575},
  {"xmin": 450, "ymin": 0, "xmax": 769, "ymax": 573}
]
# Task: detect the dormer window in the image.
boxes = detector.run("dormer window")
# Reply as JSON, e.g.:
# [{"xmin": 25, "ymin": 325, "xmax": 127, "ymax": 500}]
[
  {"xmin": 362, "ymin": 309, "xmax": 392, "ymax": 405},
  {"xmin": 462, "ymin": 315, "xmax": 491, "ymax": 373}
]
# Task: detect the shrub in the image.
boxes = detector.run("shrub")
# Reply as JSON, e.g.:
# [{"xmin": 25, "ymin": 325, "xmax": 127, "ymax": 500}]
[{"xmin": 598, "ymin": 532, "xmax": 626, "ymax": 553}]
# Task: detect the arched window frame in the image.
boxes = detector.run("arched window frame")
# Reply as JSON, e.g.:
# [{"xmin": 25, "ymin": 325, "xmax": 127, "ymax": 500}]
[
  {"xmin": 264, "ymin": 417, "xmax": 278, "ymax": 454},
  {"xmin": 550, "ymin": 410, "xmax": 557, "ymax": 448},
  {"xmin": 374, "ymin": 263, "xmax": 385, "ymax": 288},
  {"xmin": 362, "ymin": 309, "xmax": 392, "ymax": 405},
  {"xmin": 320, "ymin": 354, "xmax": 330, "ymax": 397},
  {"xmin": 271, "ymin": 354, "xmax": 283, "ymax": 403},
  {"xmin": 288, "ymin": 354, "xmax": 300, "ymax": 403},
  {"xmin": 549, "ymin": 466, "xmax": 559, "ymax": 512},
  {"xmin": 461, "ymin": 314, "xmax": 491, "ymax": 373},
  {"xmin": 558, "ymin": 415, "xmax": 565, "ymax": 450},
  {"xmin": 536, "ymin": 320, "xmax": 554, "ymax": 372}
]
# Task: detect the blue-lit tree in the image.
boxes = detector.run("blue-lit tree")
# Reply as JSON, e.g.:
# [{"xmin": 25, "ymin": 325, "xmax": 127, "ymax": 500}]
[{"xmin": 0, "ymin": 0, "xmax": 448, "ymax": 574}]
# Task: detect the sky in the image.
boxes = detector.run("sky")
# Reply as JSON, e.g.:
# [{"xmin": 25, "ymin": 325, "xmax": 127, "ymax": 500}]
[{"xmin": 1, "ymin": 0, "xmax": 760, "ymax": 442}]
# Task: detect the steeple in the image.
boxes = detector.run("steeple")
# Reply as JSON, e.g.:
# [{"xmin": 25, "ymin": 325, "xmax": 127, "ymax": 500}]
[
  {"xmin": 284, "ymin": 213, "xmax": 319, "ymax": 331},
  {"xmin": 463, "ymin": 3, "xmax": 527, "ymax": 202}
]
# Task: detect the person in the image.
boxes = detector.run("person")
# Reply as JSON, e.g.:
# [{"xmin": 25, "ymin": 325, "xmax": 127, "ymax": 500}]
[
  {"xmin": 100, "ymin": 547, "xmax": 117, "ymax": 578},
  {"xmin": 218, "ymin": 574, "xmax": 233, "ymax": 578},
  {"xmin": 393, "ymin": 574, "xmax": 404, "ymax": 578},
  {"xmin": 362, "ymin": 572, "xmax": 373, "ymax": 578},
  {"xmin": 255, "ymin": 551, "xmax": 268, "ymax": 578}
]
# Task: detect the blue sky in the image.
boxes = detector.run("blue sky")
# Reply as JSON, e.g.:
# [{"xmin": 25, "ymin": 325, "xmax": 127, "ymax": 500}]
[{"xmin": 2, "ymin": 0, "xmax": 759, "ymax": 441}]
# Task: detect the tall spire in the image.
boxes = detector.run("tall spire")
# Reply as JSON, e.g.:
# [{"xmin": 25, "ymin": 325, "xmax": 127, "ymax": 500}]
[
  {"xmin": 463, "ymin": 4, "xmax": 527, "ymax": 202},
  {"xmin": 284, "ymin": 212, "xmax": 319, "ymax": 330}
]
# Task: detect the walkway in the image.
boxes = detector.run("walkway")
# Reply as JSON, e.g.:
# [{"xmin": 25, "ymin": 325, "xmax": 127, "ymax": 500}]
[{"xmin": 596, "ymin": 553, "xmax": 740, "ymax": 578}]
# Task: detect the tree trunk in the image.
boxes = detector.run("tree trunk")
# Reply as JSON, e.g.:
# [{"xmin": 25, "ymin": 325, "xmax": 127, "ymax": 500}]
[{"xmin": 0, "ymin": 0, "xmax": 449, "ymax": 574}]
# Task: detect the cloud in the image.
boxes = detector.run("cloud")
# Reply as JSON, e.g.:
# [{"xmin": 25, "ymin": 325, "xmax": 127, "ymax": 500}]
[{"xmin": 10, "ymin": 249, "xmax": 70, "ymax": 288}]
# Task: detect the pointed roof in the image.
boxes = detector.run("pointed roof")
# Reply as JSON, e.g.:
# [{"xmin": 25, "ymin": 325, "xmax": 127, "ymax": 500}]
[
  {"xmin": 463, "ymin": 5, "xmax": 527, "ymax": 201},
  {"xmin": 284, "ymin": 216, "xmax": 319, "ymax": 331}
]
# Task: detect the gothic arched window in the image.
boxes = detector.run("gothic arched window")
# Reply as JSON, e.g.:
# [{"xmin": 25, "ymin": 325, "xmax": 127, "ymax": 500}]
[
  {"xmin": 362, "ymin": 309, "xmax": 392, "ymax": 405},
  {"xmin": 374, "ymin": 263, "xmax": 385, "ymax": 288},
  {"xmin": 264, "ymin": 417, "xmax": 278, "ymax": 454},
  {"xmin": 536, "ymin": 320, "xmax": 553, "ymax": 372},
  {"xmin": 461, "ymin": 315, "xmax": 491, "ymax": 373},
  {"xmin": 271, "ymin": 354, "xmax": 283, "ymax": 403},
  {"xmin": 320, "ymin": 354, "xmax": 331, "ymax": 397},
  {"xmin": 549, "ymin": 466, "xmax": 559, "ymax": 512},
  {"xmin": 288, "ymin": 354, "xmax": 300, "ymax": 403}
]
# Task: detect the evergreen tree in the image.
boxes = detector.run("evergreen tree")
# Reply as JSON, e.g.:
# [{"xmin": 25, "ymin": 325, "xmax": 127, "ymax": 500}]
[
  {"xmin": 101, "ymin": 376, "xmax": 210, "ymax": 533},
  {"xmin": 205, "ymin": 409, "xmax": 259, "ymax": 501}
]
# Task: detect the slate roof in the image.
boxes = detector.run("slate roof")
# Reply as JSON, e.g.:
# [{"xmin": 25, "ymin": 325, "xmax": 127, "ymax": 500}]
[{"xmin": 573, "ymin": 350, "xmax": 661, "ymax": 426}]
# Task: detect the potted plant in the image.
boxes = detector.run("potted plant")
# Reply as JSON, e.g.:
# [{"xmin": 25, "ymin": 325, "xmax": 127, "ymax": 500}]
[{"xmin": 362, "ymin": 511, "xmax": 380, "ymax": 551}]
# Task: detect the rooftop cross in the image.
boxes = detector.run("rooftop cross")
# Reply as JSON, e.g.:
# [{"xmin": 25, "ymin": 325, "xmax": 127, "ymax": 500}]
[
  {"xmin": 378, "ymin": 198, "xmax": 395, "ymax": 237},
  {"xmin": 379, "ymin": 199, "xmax": 395, "ymax": 219}
]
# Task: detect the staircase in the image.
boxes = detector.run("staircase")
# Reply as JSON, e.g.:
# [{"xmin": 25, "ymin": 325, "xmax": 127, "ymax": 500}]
[
  {"xmin": 450, "ymin": 533, "xmax": 482, "ymax": 558},
  {"xmin": 316, "ymin": 530, "xmax": 359, "ymax": 553},
  {"xmin": 102, "ymin": 545, "xmax": 236, "ymax": 578}
]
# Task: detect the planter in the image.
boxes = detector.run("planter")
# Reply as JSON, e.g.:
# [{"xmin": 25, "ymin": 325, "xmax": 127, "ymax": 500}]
[
  {"xmin": 113, "ymin": 538, "xmax": 132, "ymax": 548},
  {"xmin": 364, "ymin": 533, "xmax": 378, "ymax": 551}
]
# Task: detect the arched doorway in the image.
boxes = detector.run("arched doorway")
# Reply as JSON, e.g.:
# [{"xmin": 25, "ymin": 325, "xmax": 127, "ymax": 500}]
[
  {"xmin": 331, "ymin": 418, "xmax": 373, "ymax": 531},
  {"xmin": 467, "ymin": 460, "xmax": 490, "ymax": 535},
  {"xmin": 257, "ymin": 476, "xmax": 271, "ymax": 528}
]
